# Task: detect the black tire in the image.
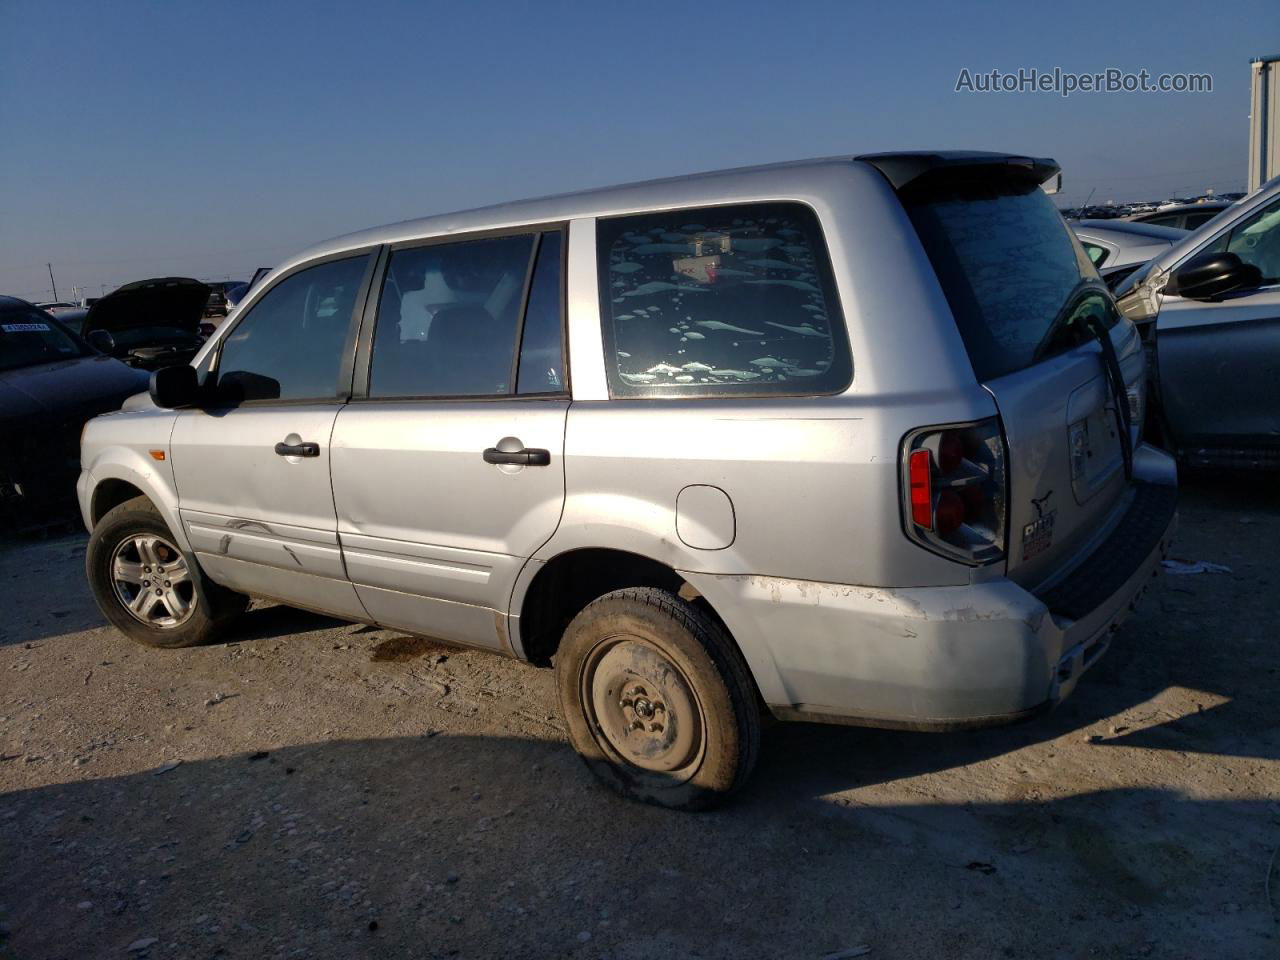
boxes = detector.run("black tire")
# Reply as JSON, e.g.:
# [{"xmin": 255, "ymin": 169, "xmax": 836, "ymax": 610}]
[
  {"xmin": 86, "ymin": 496, "xmax": 248, "ymax": 649},
  {"xmin": 555, "ymin": 587, "xmax": 760, "ymax": 811}
]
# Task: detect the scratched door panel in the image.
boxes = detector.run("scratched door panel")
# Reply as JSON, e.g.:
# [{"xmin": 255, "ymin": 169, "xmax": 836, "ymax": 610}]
[{"xmin": 170, "ymin": 405, "xmax": 365, "ymax": 619}]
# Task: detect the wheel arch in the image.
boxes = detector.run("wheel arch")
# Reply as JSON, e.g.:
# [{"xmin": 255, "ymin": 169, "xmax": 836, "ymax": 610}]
[
  {"xmin": 84, "ymin": 452, "xmax": 188, "ymax": 551},
  {"xmin": 91, "ymin": 478, "xmax": 148, "ymax": 526},
  {"xmin": 510, "ymin": 546, "xmax": 784, "ymax": 704}
]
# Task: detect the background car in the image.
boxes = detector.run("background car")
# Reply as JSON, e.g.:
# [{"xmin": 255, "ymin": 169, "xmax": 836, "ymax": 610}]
[
  {"xmin": 1070, "ymin": 219, "xmax": 1189, "ymax": 289},
  {"xmin": 35, "ymin": 300, "xmax": 82, "ymax": 315},
  {"xmin": 1116, "ymin": 174, "xmax": 1280, "ymax": 469},
  {"xmin": 222, "ymin": 267, "xmax": 272, "ymax": 317},
  {"xmin": 201, "ymin": 279, "xmax": 246, "ymax": 318},
  {"xmin": 1128, "ymin": 201, "xmax": 1233, "ymax": 230},
  {"xmin": 80, "ymin": 277, "xmax": 212, "ymax": 370},
  {"xmin": 0, "ymin": 296, "xmax": 148, "ymax": 532}
]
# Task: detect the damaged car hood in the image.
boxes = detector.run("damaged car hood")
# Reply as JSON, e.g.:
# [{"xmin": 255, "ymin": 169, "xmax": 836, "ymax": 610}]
[{"xmin": 82, "ymin": 277, "xmax": 211, "ymax": 336}]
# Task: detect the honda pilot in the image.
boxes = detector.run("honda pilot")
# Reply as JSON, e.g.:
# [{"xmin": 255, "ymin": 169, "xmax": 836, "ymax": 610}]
[{"xmin": 78, "ymin": 152, "xmax": 1177, "ymax": 809}]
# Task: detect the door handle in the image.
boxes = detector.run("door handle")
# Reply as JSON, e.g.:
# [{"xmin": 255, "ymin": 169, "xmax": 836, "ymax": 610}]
[
  {"xmin": 274, "ymin": 441, "xmax": 320, "ymax": 458},
  {"xmin": 483, "ymin": 446, "xmax": 551, "ymax": 467}
]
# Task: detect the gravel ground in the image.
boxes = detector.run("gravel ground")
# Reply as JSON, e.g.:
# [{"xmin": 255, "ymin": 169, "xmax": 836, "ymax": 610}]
[{"xmin": 0, "ymin": 474, "xmax": 1277, "ymax": 960}]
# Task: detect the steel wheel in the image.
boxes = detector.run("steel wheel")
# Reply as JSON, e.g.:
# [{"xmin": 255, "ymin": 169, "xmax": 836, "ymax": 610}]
[
  {"xmin": 581, "ymin": 635, "xmax": 707, "ymax": 780},
  {"xmin": 109, "ymin": 534, "xmax": 196, "ymax": 629}
]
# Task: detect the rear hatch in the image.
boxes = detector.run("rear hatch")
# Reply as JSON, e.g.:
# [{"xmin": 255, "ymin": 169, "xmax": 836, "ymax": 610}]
[{"xmin": 887, "ymin": 157, "xmax": 1143, "ymax": 587}]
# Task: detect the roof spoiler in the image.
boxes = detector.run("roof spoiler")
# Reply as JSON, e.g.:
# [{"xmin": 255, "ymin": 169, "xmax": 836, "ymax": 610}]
[{"xmin": 855, "ymin": 151, "xmax": 1061, "ymax": 192}]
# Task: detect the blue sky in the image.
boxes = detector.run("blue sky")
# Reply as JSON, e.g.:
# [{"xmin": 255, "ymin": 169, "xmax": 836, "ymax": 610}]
[{"xmin": 2, "ymin": 0, "xmax": 1276, "ymax": 301}]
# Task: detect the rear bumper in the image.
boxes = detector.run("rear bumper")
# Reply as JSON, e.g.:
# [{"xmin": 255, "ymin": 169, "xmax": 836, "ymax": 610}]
[{"xmin": 684, "ymin": 445, "xmax": 1177, "ymax": 730}]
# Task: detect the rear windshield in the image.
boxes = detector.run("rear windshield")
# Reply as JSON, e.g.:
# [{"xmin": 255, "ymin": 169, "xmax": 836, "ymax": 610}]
[{"xmin": 904, "ymin": 180, "xmax": 1098, "ymax": 381}]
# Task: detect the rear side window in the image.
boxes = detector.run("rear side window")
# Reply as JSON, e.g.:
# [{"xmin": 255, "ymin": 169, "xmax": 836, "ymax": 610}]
[
  {"xmin": 216, "ymin": 255, "xmax": 370, "ymax": 402},
  {"xmin": 905, "ymin": 181, "xmax": 1097, "ymax": 381},
  {"xmin": 597, "ymin": 202, "xmax": 851, "ymax": 397}
]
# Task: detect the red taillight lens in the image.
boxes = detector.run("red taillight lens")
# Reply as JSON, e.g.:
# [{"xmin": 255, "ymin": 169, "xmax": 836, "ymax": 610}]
[
  {"xmin": 901, "ymin": 418, "xmax": 1007, "ymax": 566},
  {"xmin": 960, "ymin": 483, "xmax": 985, "ymax": 522},
  {"xmin": 937, "ymin": 430, "xmax": 964, "ymax": 474},
  {"xmin": 935, "ymin": 489, "xmax": 965, "ymax": 535},
  {"xmin": 908, "ymin": 449, "xmax": 933, "ymax": 529}
]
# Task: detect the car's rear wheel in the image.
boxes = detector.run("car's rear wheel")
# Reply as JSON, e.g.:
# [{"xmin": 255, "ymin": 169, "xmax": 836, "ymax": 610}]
[
  {"xmin": 87, "ymin": 496, "xmax": 247, "ymax": 648},
  {"xmin": 555, "ymin": 587, "xmax": 759, "ymax": 810}
]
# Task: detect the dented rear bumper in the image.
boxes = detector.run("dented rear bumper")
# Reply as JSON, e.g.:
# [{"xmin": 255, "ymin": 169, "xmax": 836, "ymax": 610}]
[{"xmin": 683, "ymin": 447, "xmax": 1177, "ymax": 731}]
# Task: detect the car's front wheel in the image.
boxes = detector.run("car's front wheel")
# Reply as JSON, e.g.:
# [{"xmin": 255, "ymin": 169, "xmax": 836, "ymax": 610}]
[
  {"xmin": 86, "ymin": 496, "xmax": 247, "ymax": 648},
  {"xmin": 555, "ymin": 587, "xmax": 760, "ymax": 811}
]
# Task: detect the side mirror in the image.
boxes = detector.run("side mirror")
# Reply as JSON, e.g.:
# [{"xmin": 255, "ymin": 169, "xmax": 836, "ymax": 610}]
[
  {"xmin": 86, "ymin": 329, "xmax": 115, "ymax": 354},
  {"xmin": 149, "ymin": 364, "xmax": 200, "ymax": 409},
  {"xmin": 1167, "ymin": 251, "xmax": 1262, "ymax": 300}
]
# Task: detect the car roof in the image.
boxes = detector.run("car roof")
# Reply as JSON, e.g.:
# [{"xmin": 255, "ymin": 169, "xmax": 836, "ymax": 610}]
[
  {"xmin": 1074, "ymin": 220, "xmax": 1188, "ymax": 242},
  {"xmin": 1142, "ymin": 201, "xmax": 1230, "ymax": 215},
  {"xmin": 0, "ymin": 295, "xmax": 38, "ymax": 312},
  {"xmin": 276, "ymin": 151, "xmax": 1056, "ymax": 276}
]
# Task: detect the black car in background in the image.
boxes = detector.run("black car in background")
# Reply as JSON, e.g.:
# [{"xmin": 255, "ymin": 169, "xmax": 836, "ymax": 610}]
[
  {"xmin": 80, "ymin": 277, "xmax": 211, "ymax": 371},
  {"xmin": 0, "ymin": 297, "xmax": 149, "ymax": 532}
]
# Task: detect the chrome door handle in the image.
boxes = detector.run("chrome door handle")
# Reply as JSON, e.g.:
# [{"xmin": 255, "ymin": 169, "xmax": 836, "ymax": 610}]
[{"xmin": 274, "ymin": 441, "xmax": 319, "ymax": 458}]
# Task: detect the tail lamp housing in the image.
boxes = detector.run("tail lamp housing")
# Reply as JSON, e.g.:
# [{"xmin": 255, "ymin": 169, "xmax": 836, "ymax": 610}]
[{"xmin": 900, "ymin": 418, "xmax": 1007, "ymax": 566}]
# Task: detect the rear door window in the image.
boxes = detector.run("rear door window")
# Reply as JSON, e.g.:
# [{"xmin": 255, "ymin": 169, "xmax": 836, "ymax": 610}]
[
  {"xmin": 515, "ymin": 232, "xmax": 566, "ymax": 394},
  {"xmin": 367, "ymin": 229, "xmax": 567, "ymax": 399},
  {"xmin": 597, "ymin": 202, "xmax": 851, "ymax": 397},
  {"xmin": 904, "ymin": 180, "xmax": 1100, "ymax": 381}
]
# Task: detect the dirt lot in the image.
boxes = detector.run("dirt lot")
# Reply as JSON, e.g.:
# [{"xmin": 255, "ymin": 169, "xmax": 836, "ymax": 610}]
[{"xmin": 0, "ymin": 475, "xmax": 1277, "ymax": 960}]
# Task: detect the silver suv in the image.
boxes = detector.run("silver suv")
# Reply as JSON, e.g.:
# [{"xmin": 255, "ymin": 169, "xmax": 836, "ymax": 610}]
[{"xmin": 78, "ymin": 153, "xmax": 1178, "ymax": 809}]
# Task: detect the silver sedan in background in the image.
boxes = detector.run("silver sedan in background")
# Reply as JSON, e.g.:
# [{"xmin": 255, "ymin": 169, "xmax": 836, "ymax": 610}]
[{"xmin": 1071, "ymin": 219, "xmax": 1188, "ymax": 289}]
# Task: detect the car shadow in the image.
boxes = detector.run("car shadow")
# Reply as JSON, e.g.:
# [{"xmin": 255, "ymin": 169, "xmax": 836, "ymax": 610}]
[
  {"xmin": 1, "ymin": 733, "xmax": 1272, "ymax": 960},
  {"xmin": 212, "ymin": 603, "xmax": 350, "ymax": 646}
]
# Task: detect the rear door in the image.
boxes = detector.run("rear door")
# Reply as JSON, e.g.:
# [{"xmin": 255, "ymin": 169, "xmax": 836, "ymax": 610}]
[
  {"xmin": 330, "ymin": 229, "xmax": 568, "ymax": 651},
  {"xmin": 903, "ymin": 176, "xmax": 1142, "ymax": 587},
  {"xmin": 170, "ymin": 252, "xmax": 375, "ymax": 619}
]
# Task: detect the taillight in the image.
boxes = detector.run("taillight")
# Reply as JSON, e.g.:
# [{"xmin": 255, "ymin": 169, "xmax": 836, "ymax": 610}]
[
  {"xmin": 900, "ymin": 418, "xmax": 1007, "ymax": 565},
  {"xmin": 908, "ymin": 449, "xmax": 933, "ymax": 528}
]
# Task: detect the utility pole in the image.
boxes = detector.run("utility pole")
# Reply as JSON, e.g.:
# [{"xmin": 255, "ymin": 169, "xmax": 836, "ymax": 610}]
[{"xmin": 47, "ymin": 263, "xmax": 58, "ymax": 300}]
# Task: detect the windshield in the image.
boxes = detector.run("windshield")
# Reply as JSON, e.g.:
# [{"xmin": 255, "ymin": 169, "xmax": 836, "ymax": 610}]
[
  {"xmin": 0, "ymin": 307, "xmax": 88, "ymax": 372},
  {"xmin": 904, "ymin": 179, "xmax": 1099, "ymax": 381}
]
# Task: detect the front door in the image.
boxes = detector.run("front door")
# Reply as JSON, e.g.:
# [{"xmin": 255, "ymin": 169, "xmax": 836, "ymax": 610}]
[
  {"xmin": 171, "ymin": 252, "xmax": 375, "ymax": 619},
  {"xmin": 331, "ymin": 229, "xmax": 568, "ymax": 651},
  {"xmin": 1157, "ymin": 194, "xmax": 1280, "ymax": 455}
]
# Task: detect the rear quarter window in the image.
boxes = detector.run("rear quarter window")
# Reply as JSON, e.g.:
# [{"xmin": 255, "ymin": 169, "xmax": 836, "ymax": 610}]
[{"xmin": 597, "ymin": 201, "xmax": 852, "ymax": 397}]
